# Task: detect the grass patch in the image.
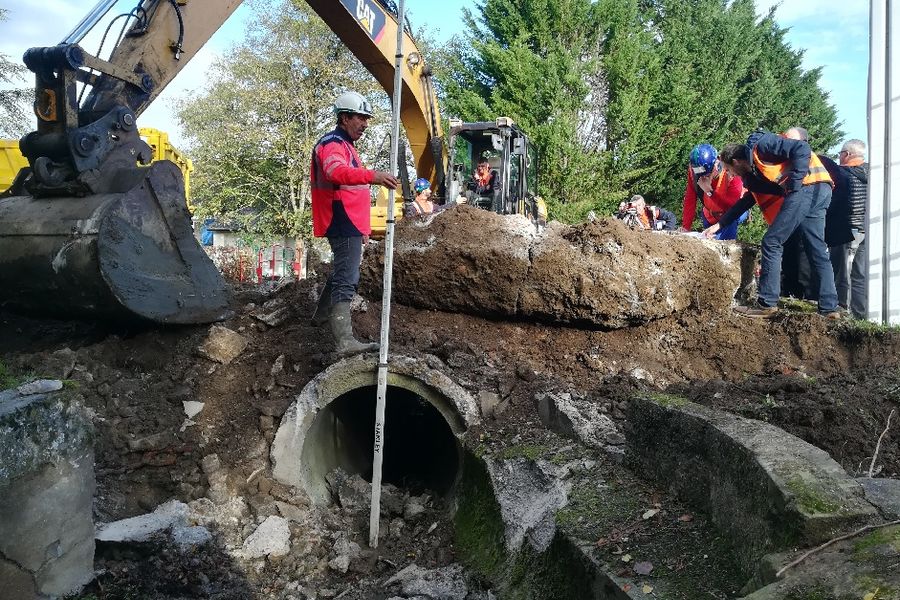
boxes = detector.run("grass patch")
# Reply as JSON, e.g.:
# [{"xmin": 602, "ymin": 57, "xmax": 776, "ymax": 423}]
[
  {"xmin": 778, "ymin": 297, "xmax": 818, "ymax": 314},
  {"xmin": 498, "ymin": 444, "xmax": 549, "ymax": 461},
  {"xmin": 834, "ymin": 319, "xmax": 900, "ymax": 341},
  {"xmin": 0, "ymin": 361, "xmax": 22, "ymax": 390},
  {"xmin": 646, "ymin": 392, "xmax": 689, "ymax": 407}
]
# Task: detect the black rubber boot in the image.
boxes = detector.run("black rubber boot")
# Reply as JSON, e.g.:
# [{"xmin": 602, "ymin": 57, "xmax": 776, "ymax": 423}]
[
  {"xmin": 329, "ymin": 302, "xmax": 378, "ymax": 355},
  {"xmin": 310, "ymin": 281, "xmax": 333, "ymax": 326}
]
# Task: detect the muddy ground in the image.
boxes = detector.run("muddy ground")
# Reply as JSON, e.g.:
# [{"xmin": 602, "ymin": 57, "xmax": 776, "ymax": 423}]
[{"xmin": 2, "ymin": 218, "xmax": 899, "ymax": 598}]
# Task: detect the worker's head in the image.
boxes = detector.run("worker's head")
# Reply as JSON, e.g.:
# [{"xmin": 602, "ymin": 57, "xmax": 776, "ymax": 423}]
[
  {"xmin": 689, "ymin": 143, "xmax": 718, "ymax": 177},
  {"xmin": 333, "ymin": 91, "xmax": 374, "ymax": 140},
  {"xmin": 719, "ymin": 143, "xmax": 752, "ymax": 178},
  {"xmin": 784, "ymin": 126, "xmax": 809, "ymax": 141},
  {"xmin": 414, "ymin": 177, "xmax": 431, "ymax": 198},
  {"xmin": 839, "ymin": 139, "xmax": 866, "ymax": 165},
  {"xmin": 629, "ymin": 194, "xmax": 646, "ymax": 212}
]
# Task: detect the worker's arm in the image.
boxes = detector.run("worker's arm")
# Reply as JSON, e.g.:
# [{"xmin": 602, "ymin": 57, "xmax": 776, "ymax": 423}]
[
  {"xmin": 716, "ymin": 190, "xmax": 756, "ymax": 229},
  {"xmin": 681, "ymin": 167, "xmax": 698, "ymax": 230},
  {"xmin": 754, "ymin": 133, "xmax": 812, "ymax": 193}
]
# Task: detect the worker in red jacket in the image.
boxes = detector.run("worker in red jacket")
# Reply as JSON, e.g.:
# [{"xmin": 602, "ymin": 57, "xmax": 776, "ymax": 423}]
[
  {"xmin": 680, "ymin": 143, "xmax": 745, "ymax": 239},
  {"xmin": 310, "ymin": 91, "xmax": 398, "ymax": 354}
]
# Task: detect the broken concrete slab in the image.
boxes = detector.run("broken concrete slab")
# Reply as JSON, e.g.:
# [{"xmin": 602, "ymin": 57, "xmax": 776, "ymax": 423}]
[
  {"xmin": 237, "ymin": 515, "xmax": 291, "ymax": 559},
  {"xmin": 16, "ymin": 379, "xmax": 63, "ymax": 395},
  {"xmin": 537, "ymin": 391, "xmax": 624, "ymax": 453},
  {"xmin": 857, "ymin": 477, "xmax": 900, "ymax": 519},
  {"xmin": 198, "ymin": 325, "xmax": 248, "ymax": 364},
  {"xmin": 0, "ymin": 390, "xmax": 95, "ymax": 598},
  {"xmin": 627, "ymin": 394, "xmax": 879, "ymax": 574},
  {"xmin": 484, "ymin": 457, "xmax": 569, "ymax": 554},
  {"xmin": 385, "ymin": 563, "xmax": 468, "ymax": 600},
  {"xmin": 361, "ymin": 208, "xmax": 753, "ymax": 329},
  {"xmin": 96, "ymin": 499, "xmax": 189, "ymax": 543}
]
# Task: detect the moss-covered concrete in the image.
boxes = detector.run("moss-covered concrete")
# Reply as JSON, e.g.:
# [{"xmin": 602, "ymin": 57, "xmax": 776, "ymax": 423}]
[
  {"xmin": 0, "ymin": 389, "xmax": 94, "ymax": 485},
  {"xmin": 626, "ymin": 395, "xmax": 878, "ymax": 577}
]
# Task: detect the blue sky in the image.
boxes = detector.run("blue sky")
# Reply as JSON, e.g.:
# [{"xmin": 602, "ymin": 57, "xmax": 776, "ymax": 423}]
[{"xmin": 0, "ymin": 0, "xmax": 870, "ymax": 153}]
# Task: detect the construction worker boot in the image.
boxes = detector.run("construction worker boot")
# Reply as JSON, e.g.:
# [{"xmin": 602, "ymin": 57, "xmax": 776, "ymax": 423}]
[
  {"xmin": 330, "ymin": 302, "xmax": 378, "ymax": 355},
  {"xmin": 310, "ymin": 281, "xmax": 333, "ymax": 326}
]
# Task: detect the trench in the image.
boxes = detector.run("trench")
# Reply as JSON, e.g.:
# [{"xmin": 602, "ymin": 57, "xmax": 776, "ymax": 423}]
[{"xmin": 300, "ymin": 384, "xmax": 462, "ymax": 496}]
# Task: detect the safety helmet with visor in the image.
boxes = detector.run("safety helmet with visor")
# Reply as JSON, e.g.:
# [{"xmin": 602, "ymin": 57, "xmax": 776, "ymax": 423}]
[
  {"xmin": 333, "ymin": 91, "xmax": 374, "ymax": 117},
  {"xmin": 689, "ymin": 143, "xmax": 718, "ymax": 177}
]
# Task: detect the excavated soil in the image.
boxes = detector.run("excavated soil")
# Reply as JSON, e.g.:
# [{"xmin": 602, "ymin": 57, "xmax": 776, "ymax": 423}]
[{"xmin": 2, "ymin": 215, "xmax": 900, "ymax": 598}]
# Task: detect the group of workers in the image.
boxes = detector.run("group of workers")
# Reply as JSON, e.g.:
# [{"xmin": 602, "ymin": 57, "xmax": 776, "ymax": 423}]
[
  {"xmin": 307, "ymin": 88, "xmax": 872, "ymax": 354},
  {"xmin": 684, "ymin": 129, "xmax": 869, "ymax": 320}
]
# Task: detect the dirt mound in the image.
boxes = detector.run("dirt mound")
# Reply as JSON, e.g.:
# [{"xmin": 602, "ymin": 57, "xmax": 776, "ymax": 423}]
[{"xmin": 361, "ymin": 207, "xmax": 753, "ymax": 328}]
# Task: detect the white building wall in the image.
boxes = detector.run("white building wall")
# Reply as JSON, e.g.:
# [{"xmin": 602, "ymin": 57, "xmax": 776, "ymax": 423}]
[{"xmin": 868, "ymin": 1, "xmax": 900, "ymax": 323}]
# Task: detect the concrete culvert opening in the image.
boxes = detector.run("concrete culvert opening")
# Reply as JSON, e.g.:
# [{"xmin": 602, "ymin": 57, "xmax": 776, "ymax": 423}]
[
  {"xmin": 304, "ymin": 384, "xmax": 461, "ymax": 497},
  {"xmin": 272, "ymin": 356, "xmax": 478, "ymax": 504}
]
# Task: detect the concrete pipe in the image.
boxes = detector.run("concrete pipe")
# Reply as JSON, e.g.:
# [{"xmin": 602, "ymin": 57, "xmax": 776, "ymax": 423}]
[{"xmin": 272, "ymin": 355, "xmax": 480, "ymax": 504}]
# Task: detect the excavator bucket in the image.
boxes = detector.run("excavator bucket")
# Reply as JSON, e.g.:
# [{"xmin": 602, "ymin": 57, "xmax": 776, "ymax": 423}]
[{"xmin": 0, "ymin": 161, "xmax": 230, "ymax": 324}]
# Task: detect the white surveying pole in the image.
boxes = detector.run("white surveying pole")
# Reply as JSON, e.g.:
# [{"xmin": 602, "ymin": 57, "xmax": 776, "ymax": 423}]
[{"xmin": 369, "ymin": 0, "xmax": 406, "ymax": 548}]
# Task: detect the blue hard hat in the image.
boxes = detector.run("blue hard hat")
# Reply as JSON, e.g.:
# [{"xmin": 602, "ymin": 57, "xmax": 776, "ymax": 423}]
[
  {"xmin": 689, "ymin": 143, "xmax": 718, "ymax": 176},
  {"xmin": 414, "ymin": 178, "xmax": 430, "ymax": 193}
]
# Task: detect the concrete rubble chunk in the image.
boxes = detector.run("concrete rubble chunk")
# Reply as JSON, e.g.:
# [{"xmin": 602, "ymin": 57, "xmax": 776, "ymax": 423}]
[
  {"xmin": 627, "ymin": 395, "xmax": 879, "ymax": 575},
  {"xmin": 856, "ymin": 477, "xmax": 900, "ymax": 519},
  {"xmin": 16, "ymin": 379, "xmax": 63, "ymax": 396},
  {"xmin": 96, "ymin": 500, "xmax": 189, "ymax": 543},
  {"xmin": 0, "ymin": 392, "xmax": 95, "ymax": 597},
  {"xmin": 325, "ymin": 468, "xmax": 371, "ymax": 510},
  {"xmin": 485, "ymin": 457, "xmax": 569, "ymax": 553},
  {"xmin": 237, "ymin": 515, "xmax": 290, "ymax": 559},
  {"xmin": 385, "ymin": 563, "xmax": 468, "ymax": 600},
  {"xmin": 171, "ymin": 525, "xmax": 213, "ymax": 550},
  {"xmin": 537, "ymin": 391, "xmax": 623, "ymax": 453},
  {"xmin": 360, "ymin": 208, "xmax": 753, "ymax": 328},
  {"xmin": 198, "ymin": 325, "xmax": 248, "ymax": 365},
  {"xmin": 252, "ymin": 298, "xmax": 291, "ymax": 327},
  {"xmin": 183, "ymin": 400, "xmax": 205, "ymax": 419}
]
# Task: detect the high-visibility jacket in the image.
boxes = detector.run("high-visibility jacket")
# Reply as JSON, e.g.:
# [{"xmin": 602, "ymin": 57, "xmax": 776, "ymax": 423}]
[
  {"xmin": 311, "ymin": 128, "xmax": 374, "ymax": 237},
  {"xmin": 681, "ymin": 165, "xmax": 744, "ymax": 229},
  {"xmin": 750, "ymin": 148, "xmax": 833, "ymax": 224}
]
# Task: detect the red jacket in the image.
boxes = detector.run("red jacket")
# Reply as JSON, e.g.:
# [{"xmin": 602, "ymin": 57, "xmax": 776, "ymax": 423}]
[
  {"xmin": 311, "ymin": 128, "xmax": 374, "ymax": 237},
  {"xmin": 681, "ymin": 165, "xmax": 743, "ymax": 229}
]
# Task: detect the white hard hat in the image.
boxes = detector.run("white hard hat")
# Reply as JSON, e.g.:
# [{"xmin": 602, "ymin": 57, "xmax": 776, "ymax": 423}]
[{"xmin": 333, "ymin": 91, "xmax": 373, "ymax": 117}]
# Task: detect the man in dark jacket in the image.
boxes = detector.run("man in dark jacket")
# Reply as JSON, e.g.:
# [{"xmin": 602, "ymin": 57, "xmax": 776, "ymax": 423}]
[
  {"xmin": 704, "ymin": 130, "xmax": 839, "ymax": 319},
  {"xmin": 839, "ymin": 139, "xmax": 869, "ymax": 318},
  {"xmin": 780, "ymin": 128, "xmax": 853, "ymax": 304}
]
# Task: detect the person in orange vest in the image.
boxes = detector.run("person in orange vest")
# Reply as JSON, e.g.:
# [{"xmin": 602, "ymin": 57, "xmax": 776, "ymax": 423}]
[
  {"xmin": 617, "ymin": 195, "xmax": 677, "ymax": 231},
  {"xmin": 680, "ymin": 143, "xmax": 745, "ymax": 239},
  {"xmin": 310, "ymin": 91, "xmax": 398, "ymax": 354},
  {"xmin": 703, "ymin": 129, "xmax": 840, "ymax": 319}
]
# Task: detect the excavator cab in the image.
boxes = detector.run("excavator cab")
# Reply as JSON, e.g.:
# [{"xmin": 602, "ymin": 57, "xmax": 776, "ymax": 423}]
[{"xmin": 446, "ymin": 118, "xmax": 545, "ymax": 225}]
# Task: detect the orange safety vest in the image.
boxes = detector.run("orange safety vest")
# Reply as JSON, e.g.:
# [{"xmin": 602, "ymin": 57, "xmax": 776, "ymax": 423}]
[{"xmin": 750, "ymin": 148, "xmax": 833, "ymax": 224}]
